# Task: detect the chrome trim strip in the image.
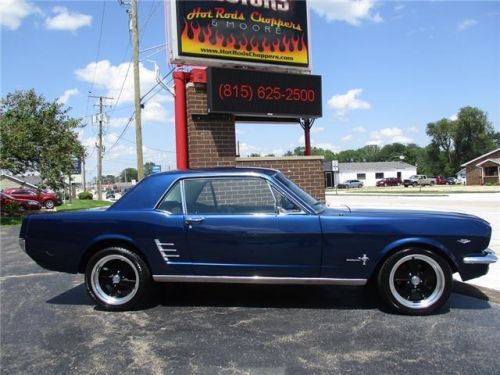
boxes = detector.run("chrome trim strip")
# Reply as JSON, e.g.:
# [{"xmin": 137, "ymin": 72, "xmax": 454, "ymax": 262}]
[
  {"xmin": 463, "ymin": 249, "xmax": 498, "ymax": 265},
  {"xmin": 152, "ymin": 275, "xmax": 367, "ymax": 286},
  {"xmin": 19, "ymin": 238, "xmax": 26, "ymax": 253}
]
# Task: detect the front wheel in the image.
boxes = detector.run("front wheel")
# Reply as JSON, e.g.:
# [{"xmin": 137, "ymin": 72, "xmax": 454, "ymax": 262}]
[
  {"xmin": 377, "ymin": 248, "xmax": 452, "ymax": 315},
  {"xmin": 44, "ymin": 199, "xmax": 55, "ymax": 209},
  {"xmin": 85, "ymin": 247, "xmax": 152, "ymax": 311}
]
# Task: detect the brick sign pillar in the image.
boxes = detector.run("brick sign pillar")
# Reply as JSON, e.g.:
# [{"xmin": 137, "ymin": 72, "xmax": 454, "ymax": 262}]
[{"xmin": 185, "ymin": 82, "xmax": 236, "ymax": 168}]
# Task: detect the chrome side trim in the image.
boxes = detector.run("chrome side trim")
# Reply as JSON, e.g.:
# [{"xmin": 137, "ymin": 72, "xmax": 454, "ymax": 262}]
[
  {"xmin": 463, "ymin": 248, "xmax": 498, "ymax": 265},
  {"xmin": 152, "ymin": 275, "xmax": 367, "ymax": 286}
]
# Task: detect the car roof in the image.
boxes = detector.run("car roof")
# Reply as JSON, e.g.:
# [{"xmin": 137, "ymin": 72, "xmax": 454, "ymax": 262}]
[{"xmin": 149, "ymin": 167, "xmax": 279, "ymax": 179}]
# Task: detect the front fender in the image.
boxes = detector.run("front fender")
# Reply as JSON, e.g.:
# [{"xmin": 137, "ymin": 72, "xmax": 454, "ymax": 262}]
[{"xmin": 379, "ymin": 237, "xmax": 459, "ymax": 270}]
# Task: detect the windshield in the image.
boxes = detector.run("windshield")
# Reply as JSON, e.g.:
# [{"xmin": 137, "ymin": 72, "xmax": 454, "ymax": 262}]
[{"xmin": 274, "ymin": 173, "xmax": 322, "ymax": 212}]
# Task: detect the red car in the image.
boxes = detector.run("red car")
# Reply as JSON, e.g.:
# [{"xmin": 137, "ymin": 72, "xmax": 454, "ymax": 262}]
[
  {"xmin": 434, "ymin": 176, "xmax": 447, "ymax": 185},
  {"xmin": 4, "ymin": 188, "xmax": 62, "ymax": 209},
  {"xmin": 0, "ymin": 192, "xmax": 42, "ymax": 212},
  {"xmin": 376, "ymin": 177, "xmax": 401, "ymax": 187}
]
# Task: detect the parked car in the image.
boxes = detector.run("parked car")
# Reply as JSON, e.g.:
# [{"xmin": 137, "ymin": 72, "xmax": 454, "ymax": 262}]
[
  {"xmin": 433, "ymin": 176, "xmax": 447, "ymax": 185},
  {"xmin": 0, "ymin": 192, "xmax": 41, "ymax": 212},
  {"xmin": 4, "ymin": 188, "xmax": 62, "ymax": 209},
  {"xmin": 403, "ymin": 175, "xmax": 436, "ymax": 187},
  {"xmin": 19, "ymin": 168, "xmax": 497, "ymax": 315},
  {"xmin": 106, "ymin": 190, "xmax": 115, "ymax": 199},
  {"xmin": 446, "ymin": 177, "xmax": 458, "ymax": 185},
  {"xmin": 376, "ymin": 178, "xmax": 401, "ymax": 187},
  {"xmin": 337, "ymin": 179, "xmax": 364, "ymax": 189}
]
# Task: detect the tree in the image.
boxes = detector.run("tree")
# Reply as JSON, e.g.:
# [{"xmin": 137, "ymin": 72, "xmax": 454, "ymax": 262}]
[
  {"xmin": 144, "ymin": 161, "xmax": 155, "ymax": 176},
  {"xmin": 120, "ymin": 168, "xmax": 138, "ymax": 182},
  {"xmin": 426, "ymin": 107, "xmax": 498, "ymax": 173},
  {"xmin": 453, "ymin": 107, "xmax": 498, "ymax": 168},
  {"xmin": 0, "ymin": 90, "xmax": 85, "ymax": 190}
]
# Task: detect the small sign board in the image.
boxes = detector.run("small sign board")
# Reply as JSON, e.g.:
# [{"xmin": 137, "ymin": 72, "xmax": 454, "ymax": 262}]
[
  {"xmin": 69, "ymin": 158, "xmax": 81, "ymax": 175},
  {"xmin": 151, "ymin": 165, "xmax": 161, "ymax": 174},
  {"xmin": 207, "ymin": 67, "xmax": 321, "ymax": 118},
  {"xmin": 167, "ymin": 0, "xmax": 311, "ymax": 72}
]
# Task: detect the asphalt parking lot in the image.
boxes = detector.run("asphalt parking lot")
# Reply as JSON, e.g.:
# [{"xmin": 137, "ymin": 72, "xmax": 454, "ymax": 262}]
[{"xmin": 1, "ymin": 225, "xmax": 500, "ymax": 374}]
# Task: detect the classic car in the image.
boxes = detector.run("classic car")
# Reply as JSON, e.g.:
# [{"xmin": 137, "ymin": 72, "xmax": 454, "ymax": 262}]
[{"xmin": 19, "ymin": 168, "xmax": 496, "ymax": 315}]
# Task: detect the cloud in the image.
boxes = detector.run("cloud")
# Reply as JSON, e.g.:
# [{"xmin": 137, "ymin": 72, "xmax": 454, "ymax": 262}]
[
  {"xmin": 457, "ymin": 19, "xmax": 477, "ymax": 31},
  {"xmin": 311, "ymin": 126, "xmax": 325, "ymax": 133},
  {"xmin": 310, "ymin": 0, "xmax": 382, "ymax": 26},
  {"xmin": 239, "ymin": 142, "xmax": 261, "ymax": 156},
  {"xmin": 57, "ymin": 88, "xmax": 79, "ymax": 105},
  {"xmin": 353, "ymin": 126, "xmax": 366, "ymax": 133},
  {"xmin": 408, "ymin": 126, "xmax": 419, "ymax": 133},
  {"xmin": 340, "ymin": 134, "xmax": 353, "ymax": 142},
  {"xmin": 368, "ymin": 127, "xmax": 413, "ymax": 145},
  {"xmin": 0, "ymin": 0, "xmax": 40, "ymax": 30},
  {"xmin": 45, "ymin": 6, "xmax": 92, "ymax": 31},
  {"xmin": 327, "ymin": 88, "xmax": 371, "ymax": 116},
  {"xmin": 365, "ymin": 139, "xmax": 382, "ymax": 146},
  {"xmin": 449, "ymin": 114, "xmax": 458, "ymax": 121},
  {"xmin": 75, "ymin": 60, "xmax": 174, "ymax": 126}
]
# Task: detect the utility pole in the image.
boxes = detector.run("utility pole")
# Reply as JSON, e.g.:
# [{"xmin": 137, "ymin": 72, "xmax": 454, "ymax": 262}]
[
  {"xmin": 90, "ymin": 95, "xmax": 113, "ymax": 201},
  {"xmin": 130, "ymin": 0, "xmax": 144, "ymax": 180}
]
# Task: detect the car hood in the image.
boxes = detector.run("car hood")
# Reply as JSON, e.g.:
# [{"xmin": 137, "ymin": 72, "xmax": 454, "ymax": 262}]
[{"xmin": 320, "ymin": 206, "xmax": 489, "ymax": 225}]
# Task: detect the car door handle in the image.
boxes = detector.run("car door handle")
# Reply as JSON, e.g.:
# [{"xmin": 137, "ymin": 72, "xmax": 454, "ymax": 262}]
[{"xmin": 185, "ymin": 217, "xmax": 205, "ymax": 224}]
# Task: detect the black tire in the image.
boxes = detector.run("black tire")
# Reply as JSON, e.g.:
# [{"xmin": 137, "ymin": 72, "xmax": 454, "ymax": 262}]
[
  {"xmin": 85, "ymin": 247, "xmax": 152, "ymax": 311},
  {"xmin": 377, "ymin": 248, "xmax": 452, "ymax": 315},
  {"xmin": 44, "ymin": 199, "xmax": 55, "ymax": 209}
]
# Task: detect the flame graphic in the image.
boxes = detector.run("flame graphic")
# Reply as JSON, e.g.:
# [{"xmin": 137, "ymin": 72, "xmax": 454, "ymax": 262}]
[{"xmin": 180, "ymin": 20, "xmax": 308, "ymax": 65}]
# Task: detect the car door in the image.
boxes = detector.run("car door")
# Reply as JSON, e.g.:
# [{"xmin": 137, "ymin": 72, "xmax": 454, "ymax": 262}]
[{"xmin": 183, "ymin": 176, "xmax": 322, "ymax": 277}]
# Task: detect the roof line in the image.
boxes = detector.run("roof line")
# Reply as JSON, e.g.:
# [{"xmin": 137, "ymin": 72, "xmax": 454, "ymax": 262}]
[
  {"xmin": 461, "ymin": 148, "xmax": 500, "ymax": 167},
  {"xmin": 0, "ymin": 174, "xmax": 39, "ymax": 189},
  {"xmin": 476, "ymin": 158, "xmax": 500, "ymax": 166}
]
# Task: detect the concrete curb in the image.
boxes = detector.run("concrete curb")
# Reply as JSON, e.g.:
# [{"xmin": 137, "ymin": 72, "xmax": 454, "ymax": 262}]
[{"xmin": 453, "ymin": 281, "xmax": 500, "ymax": 304}]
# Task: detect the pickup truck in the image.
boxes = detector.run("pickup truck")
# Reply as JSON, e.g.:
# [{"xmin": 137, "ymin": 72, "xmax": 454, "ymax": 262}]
[{"xmin": 403, "ymin": 175, "xmax": 436, "ymax": 187}]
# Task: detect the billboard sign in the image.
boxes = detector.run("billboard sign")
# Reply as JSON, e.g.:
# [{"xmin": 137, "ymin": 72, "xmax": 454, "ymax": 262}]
[
  {"xmin": 168, "ymin": 0, "xmax": 310, "ymax": 72},
  {"xmin": 207, "ymin": 67, "xmax": 321, "ymax": 118},
  {"xmin": 69, "ymin": 158, "xmax": 81, "ymax": 175},
  {"xmin": 151, "ymin": 165, "xmax": 162, "ymax": 174}
]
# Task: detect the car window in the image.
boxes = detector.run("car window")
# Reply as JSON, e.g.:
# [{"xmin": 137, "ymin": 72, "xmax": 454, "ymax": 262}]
[
  {"xmin": 157, "ymin": 181, "xmax": 183, "ymax": 214},
  {"xmin": 271, "ymin": 187, "xmax": 302, "ymax": 213},
  {"xmin": 184, "ymin": 177, "xmax": 275, "ymax": 215}
]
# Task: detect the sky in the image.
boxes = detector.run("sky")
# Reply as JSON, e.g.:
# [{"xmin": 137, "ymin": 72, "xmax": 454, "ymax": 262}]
[{"xmin": 2, "ymin": 0, "xmax": 499, "ymax": 180}]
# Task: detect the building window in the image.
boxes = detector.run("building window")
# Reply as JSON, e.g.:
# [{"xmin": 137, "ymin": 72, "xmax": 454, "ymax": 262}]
[
  {"xmin": 375, "ymin": 173, "xmax": 384, "ymax": 179},
  {"xmin": 484, "ymin": 166, "xmax": 498, "ymax": 177},
  {"xmin": 357, "ymin": 173, "xmax": 366, "ymax": 180}
]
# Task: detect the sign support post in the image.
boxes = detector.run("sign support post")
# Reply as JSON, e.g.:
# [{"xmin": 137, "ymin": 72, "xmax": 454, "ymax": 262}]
[{"xmin": 174, "ymin": 70, "xmax": 189, "ymax": 169}]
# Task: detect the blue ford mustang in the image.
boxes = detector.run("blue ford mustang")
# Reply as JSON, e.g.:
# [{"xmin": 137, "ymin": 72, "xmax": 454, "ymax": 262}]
[{"xmin": 20, "ymin": 168, "xmax": 496, "ymax": 314}]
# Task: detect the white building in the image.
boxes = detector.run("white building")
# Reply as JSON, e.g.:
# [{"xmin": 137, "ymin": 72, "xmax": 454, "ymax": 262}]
[{"xmin": 324, "ymin": 161, "xmax": 417, "ymax": 188}]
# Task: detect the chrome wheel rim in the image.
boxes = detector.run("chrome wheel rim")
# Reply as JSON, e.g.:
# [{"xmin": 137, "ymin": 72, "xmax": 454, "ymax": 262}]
[
  {"xmin": 91, "ymin": 254, "xmax": 139, "ymax": 305},
  {"xmin": 45, "ymin": 200, "xmax": 54, "ymax": 209},
  {"xmin": 389, "ymin": 254, "xmax": 445, "ymax": 309}
]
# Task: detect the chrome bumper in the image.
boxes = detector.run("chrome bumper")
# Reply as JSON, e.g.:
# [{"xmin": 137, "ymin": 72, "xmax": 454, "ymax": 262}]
[
  {"xmin": 463, "ymin": 248, "xmax": 498, "ymax": 265},
  {"xmin": 19, "ymin": 238, "xmax": 26, "ymax": 253}
]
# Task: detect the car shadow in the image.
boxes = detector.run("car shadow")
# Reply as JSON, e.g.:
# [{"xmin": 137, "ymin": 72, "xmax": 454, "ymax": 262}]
[{"xmin": 47, "ymin": 282, "xmax": 493, "ymax": 313}]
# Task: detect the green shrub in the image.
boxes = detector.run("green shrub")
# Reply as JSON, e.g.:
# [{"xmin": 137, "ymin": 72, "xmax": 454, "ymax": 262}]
[
  {"xmin": 78, "ymin": 191, "xmax": 93, "ymax": 200},
  {"xmin": 1, "ymin": 202, "xmax": 23, "ymax": 217}
]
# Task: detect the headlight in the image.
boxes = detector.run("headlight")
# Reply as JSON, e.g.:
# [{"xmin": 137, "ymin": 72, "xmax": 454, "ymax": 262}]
[{"xmin": 29, "ymin": 201, "xmax": 38, "ymax": 205}]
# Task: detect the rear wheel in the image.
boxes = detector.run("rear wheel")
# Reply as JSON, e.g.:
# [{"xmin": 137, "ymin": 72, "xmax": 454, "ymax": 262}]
[
  {"xmin": 377, "ymin": 248, "xmax": 452, "ymax": 315},
  {"xmin": 85, "ymin": 247, "xmax": 152, "ymax": 311}
]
